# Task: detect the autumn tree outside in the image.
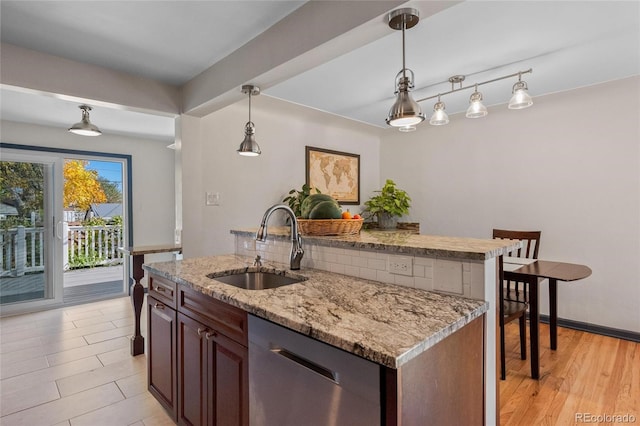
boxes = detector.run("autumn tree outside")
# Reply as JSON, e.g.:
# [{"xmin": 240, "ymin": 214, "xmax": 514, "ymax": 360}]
[{"xmin": 63, "ymin": 160, "xmax": 107, "ymax": 211}]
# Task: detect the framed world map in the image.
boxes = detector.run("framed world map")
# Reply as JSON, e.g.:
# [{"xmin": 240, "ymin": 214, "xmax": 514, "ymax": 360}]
[{"xmin": 305, "ymin": 146, "xmax": 360, "ymax": 205}]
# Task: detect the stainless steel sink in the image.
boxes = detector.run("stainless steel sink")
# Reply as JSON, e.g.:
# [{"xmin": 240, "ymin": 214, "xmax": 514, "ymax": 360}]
[{"xmin": 209, "ymin": 271, "xmax": 306, "ymax": 290}]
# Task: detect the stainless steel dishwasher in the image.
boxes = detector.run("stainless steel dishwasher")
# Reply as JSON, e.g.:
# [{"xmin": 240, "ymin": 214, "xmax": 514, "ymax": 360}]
[{"xmin": 248, "ymin": 315, "xmax": 381, "ymax": 426}]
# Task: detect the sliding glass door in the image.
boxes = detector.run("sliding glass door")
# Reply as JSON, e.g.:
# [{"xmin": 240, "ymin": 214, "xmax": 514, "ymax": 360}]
[
  {"xmin": 0, "ymin": 151, "xmax": 63, "ymax": 313},
  {"xmin": 62, "ymin": 156, "xmax": 127, "ymax": 304}
]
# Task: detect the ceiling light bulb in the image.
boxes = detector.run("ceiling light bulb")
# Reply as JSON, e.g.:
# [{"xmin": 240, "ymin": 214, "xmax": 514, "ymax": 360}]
[
  {"xmin": 508, "ymin": 81, "xmax": 533, "ymax": 110},
  {"xmin": 466, "ymin": 90, "xmax": 488, "ymax": 118},
  {"xmin": 399, "ymin": 125, "xmax": 417, "ymax": 132},
  {"xmin": 429, "ymin": 100, "xmax": 449, "ymax": 126},
  {"xmin": 68, "ymin": 105, "xmax": 102, "ymax": 136}
]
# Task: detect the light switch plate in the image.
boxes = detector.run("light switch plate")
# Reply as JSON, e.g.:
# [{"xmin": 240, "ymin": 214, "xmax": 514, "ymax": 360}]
[{"xmin": 205, "ymin": 192, "xmax": 220, "ymax": 206}]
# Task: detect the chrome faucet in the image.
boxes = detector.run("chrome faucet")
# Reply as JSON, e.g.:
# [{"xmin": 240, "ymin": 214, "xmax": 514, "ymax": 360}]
[{"xmin": 256, "ymin": 204, "xmax": 304, "ymax": 270}]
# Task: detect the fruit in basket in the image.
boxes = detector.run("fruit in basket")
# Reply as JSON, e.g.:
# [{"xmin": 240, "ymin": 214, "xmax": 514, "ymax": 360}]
[
  {"xmin": 308, "ymin": 200, "xmax": 342, "ymax": 219},
  {"xmin": 352, "ymin": 214, "xmax": 361, "ymax": 219},
  {"xmin": 341, "ymin": 210, "xmax": 352, "ymax": 219},
  {"xmin": 301, "ymin": 193, "xmax": 339, "ymax": 218}
]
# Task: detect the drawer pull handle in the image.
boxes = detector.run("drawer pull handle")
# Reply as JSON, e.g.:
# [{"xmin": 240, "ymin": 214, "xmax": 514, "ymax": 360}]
[
  {"xmin": 154, "ymin": 286, "xmax": 166, "ymax": 292},
  {"xmin": 272, "ymin": 348, "xmax": 339, "ymax": 384},
  {"xmin": 197, "ymin": 328, "xmax": 210, "ymax": 337},
  {"xmin": 205, "ymin": 331, "xmax": 217, "ymax": 339},
  {"xmin": 153, "ymin": 303, "xmax": 164, "ymax": 310}
]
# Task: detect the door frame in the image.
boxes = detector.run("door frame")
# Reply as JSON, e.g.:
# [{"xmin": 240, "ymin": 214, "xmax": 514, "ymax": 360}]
[{"xmin": 0, "ymin": 143, "xmax": 133, "ymax": 313}]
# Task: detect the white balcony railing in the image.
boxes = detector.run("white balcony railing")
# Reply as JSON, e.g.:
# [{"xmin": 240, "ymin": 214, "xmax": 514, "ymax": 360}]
[{"xmin": 0, "ymin": 224, "xmax": 124, "ymax": 277}]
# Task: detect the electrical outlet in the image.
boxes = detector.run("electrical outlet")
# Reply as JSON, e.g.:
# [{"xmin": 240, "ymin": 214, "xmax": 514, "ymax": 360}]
[
  {"xmin": 243, "ymin": 239, "xmax": 256, "ymax": 250},
  {"xmin": 388, "ymin": 256, "xmax": 413, "ymax": 276},
  {"xmin": 174, "ymin": 229, "xmax": 181, "ymax": 245}
]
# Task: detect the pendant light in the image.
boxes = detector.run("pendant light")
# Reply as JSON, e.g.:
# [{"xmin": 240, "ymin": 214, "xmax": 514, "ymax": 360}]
[
  {"xmin": 466, "ymin": 84, "xmax": 488, "ymax": 118},
  {"xmin": 237, "ymin": 85, "xmax": 261, "ymax": 156},
  {"xmin": 385, "ymin": 8, "xmax": 425, "ymax": 128},
  {"xmin": 68, "ymin": 105, "xmax": 102, "ymax": 136},
  {"xmin": 508, "ymin": 72, "xmax": 533, "ymax": 110}
]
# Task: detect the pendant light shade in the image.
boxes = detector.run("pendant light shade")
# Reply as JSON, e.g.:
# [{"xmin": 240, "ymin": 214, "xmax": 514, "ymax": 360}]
[
  {"xmin": 387, "ymin": 76, "xmax": 425, "ymax": 127},
  {"xmin": 429, "ymin": 97, "xmax": 449, "ymax": 126},
  {"xmin": 466, "ymin": 86, "xmax": 488, "ymax": 118},
  {"xmin": 508, "ymin": 78, "xmax": 533, "ymax": 110},
  {"xmin": 68, "ymin": 105, "xmax": 102, "ymax": 136},
  {"xmin": 237, "ymin": 85, "xmax": 261, "ymax": 156},
  {"xmin": 237, "ymin": 122, "xmax": 261, "ymax": 156},
  {"xmin": 385, "ymin": 9, "xmax": 424, "ymax": 128}
]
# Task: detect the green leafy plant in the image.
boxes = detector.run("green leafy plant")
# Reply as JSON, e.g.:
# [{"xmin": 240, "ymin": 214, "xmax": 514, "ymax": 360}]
[
  {"xmin": 283, "ymin": 184, "xmax": 321, "ymax": 217},
  {"xmin": 68, "ymin": 252, "xmax": 104, "ymax": 269},
  {"xmin": 363, "ymin": 179, "xmax": 411, "ymax": 219}
]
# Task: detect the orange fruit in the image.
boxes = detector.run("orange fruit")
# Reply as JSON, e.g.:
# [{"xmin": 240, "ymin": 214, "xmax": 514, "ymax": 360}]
[{"xmin": 341, "ymin": 210, "xmax": 352, "ymax": 219}]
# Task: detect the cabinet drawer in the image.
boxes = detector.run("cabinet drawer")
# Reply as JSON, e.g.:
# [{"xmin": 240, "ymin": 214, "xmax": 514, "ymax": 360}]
[
  {"xmin": 149, "ymin": 275, "xmax": 177, "ymax": 309},
  {"xmin": 179, "ymin": 286, "xmax": 248, "ymax": 346}
]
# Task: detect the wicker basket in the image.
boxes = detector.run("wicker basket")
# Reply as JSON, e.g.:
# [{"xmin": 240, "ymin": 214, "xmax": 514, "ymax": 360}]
[{"xmin": 297, "ymin": 218, "xmax": 364, "ymax": 236}]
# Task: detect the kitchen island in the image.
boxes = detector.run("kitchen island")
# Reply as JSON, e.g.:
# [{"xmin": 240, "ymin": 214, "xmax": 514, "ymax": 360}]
[
  {"xmin": 144, "ymin": 229, "xmax": 519, "ymax": 425},
  {"xmin": 145, "ymin": 255, "xmax": 488, "ymax": 426}
]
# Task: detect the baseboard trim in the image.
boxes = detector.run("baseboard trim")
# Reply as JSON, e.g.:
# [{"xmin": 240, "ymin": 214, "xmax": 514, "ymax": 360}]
[{"xmin": 539, "ymin": 314, "xmax": 640, "ymax": 343}]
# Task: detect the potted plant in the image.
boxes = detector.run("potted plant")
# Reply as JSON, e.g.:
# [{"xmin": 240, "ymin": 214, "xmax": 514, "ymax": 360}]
[
  {"xmin": 363, "ymin": 179, "xmax": 411, "ymax": 229},
  {"xmin": 283, "ymin": 184, "xmax": 320, "ymax": 217}
]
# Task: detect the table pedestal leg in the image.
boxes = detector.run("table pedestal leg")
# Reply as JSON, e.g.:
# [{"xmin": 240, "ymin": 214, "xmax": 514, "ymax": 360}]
[
  {"xmin": 529, "ymin": 277, "xmax": 540, "ymax": 379},
  {"xmin": 549, "ymin": 278, "xmax": 558, "ymax": 350},
  {"xmin": 130, "ymin": 254, "xmax": 145, "ymax": 356}
]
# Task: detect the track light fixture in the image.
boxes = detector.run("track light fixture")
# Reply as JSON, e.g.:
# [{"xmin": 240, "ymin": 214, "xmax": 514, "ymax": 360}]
[
  {"xmin": 237, "ymin": 85, "xmax": 261, "ymax": 157},
  {"xmin": 381, "ymin": 6, "xmax": 535, "ymax": 132},
  {"xmin": 68, "ymin": 105, "xmax": 102, "ymax": 136},
  {"xmin": 405, "ymin": 68, "xmax": 533, "ymax": 130},
  {"xmin": 385, "ymin": 8, "xmax": 425, "ymax": 128}
]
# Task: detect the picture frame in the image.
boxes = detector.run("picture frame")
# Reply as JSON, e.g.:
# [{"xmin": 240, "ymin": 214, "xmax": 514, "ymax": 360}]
[{"xmin": 305, "ymin": 146, "xmax": 360, "ymax": 205}]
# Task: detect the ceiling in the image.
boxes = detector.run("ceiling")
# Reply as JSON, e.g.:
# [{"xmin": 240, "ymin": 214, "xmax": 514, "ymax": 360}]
[{"xmin": 1, "ymin": 1, "xmax": 638, "ymax": 143}]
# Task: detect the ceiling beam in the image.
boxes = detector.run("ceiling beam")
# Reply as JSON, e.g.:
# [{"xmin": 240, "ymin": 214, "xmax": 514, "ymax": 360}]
[
  {"xmin": 181, "ymin": 0, "xmax": 416, "ymax": 117},
  {"xmin": 1, "ymin": 43, "xmax": 181, "ymax": 116}
]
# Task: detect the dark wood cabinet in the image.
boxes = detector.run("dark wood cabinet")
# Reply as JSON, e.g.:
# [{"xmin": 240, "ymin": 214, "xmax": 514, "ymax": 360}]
[
  {"xmin": 208, "ymin": 331, "xmax": 248, "ymax": 426},
  {"xmin": 177, "ymin": 312, "xmax": 208, "ymax": 426},
  {"xmin": 147, "ymin": 295, "xmax": 177, "ymax": 420},
  {"xmin": 149, "ymin": 274, "xmax": 248, "ymax": 426}
]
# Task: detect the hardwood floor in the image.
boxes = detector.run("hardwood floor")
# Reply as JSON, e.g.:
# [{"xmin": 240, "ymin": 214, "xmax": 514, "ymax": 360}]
[
  {"xmin": 500, "ymin": 321, "xmax": 639, "ymax": 425},
  {"xmin": 0, "ymin": 296, "xmax": 173, "ymax": 426},
  {"xmin": 1, "ymin": 297, "xmax": 637, "ymax": 425}
]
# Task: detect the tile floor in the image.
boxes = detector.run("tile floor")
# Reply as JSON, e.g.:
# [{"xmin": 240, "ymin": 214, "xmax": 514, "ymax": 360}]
[{"xmin": 0, "ymin": 296, "xmax": 174, "ymax": 426}]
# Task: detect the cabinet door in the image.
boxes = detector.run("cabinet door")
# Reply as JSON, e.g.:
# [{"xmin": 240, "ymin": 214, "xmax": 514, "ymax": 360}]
[
  {"xmin": 147, "ymin": 296, "xmax": 177, "ymax": 420},
  {"xmin": 177, "ymin": 313, "xmax": 208, "ymax": 426},
  {"xmin": 208, "ymin": 332, "xmax": 249, "ymax": 426}
]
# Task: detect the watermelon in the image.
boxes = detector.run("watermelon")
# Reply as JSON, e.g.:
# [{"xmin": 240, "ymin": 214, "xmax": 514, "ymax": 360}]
[
  {"xmin": 309, "ymin": 200, "xmax": 342, "ymax": 219},
  {"xmin": 301, "ymin": 193, "xmax": 338, "ymax": 218}
]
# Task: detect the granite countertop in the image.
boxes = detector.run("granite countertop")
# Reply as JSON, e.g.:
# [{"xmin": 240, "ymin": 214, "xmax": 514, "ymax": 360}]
[
  {"xmin": 231, "ymin": 227, "xmax": 521, "ymax": 260},
  {"xmin": 144, "ymin": 254, "xmax": 488, "ymax": 369}
]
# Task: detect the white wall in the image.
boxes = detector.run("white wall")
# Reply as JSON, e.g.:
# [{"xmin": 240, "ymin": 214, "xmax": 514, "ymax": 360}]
[
  {"xmin": 181, "ymin": 95, "xmax": 381, "ymax": 258},
  {"xmin": 1, "ymin": 120, "xmax": 177, "ymax": 262},
  {"xmin": 380, "ymin": 76, "xmax": 640, "ymax": 333}
]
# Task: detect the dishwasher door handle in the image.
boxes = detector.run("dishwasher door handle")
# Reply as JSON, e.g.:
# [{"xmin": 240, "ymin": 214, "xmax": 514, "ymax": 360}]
[{"xmin": 271, "ymin": 347, "xmax": 339, "ymax": 384}]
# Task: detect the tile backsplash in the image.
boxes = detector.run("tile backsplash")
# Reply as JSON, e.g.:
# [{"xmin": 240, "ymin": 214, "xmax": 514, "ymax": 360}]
[{"xmin": 235, "ymin": 235, "xmax": 485, "ymax": 299}]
